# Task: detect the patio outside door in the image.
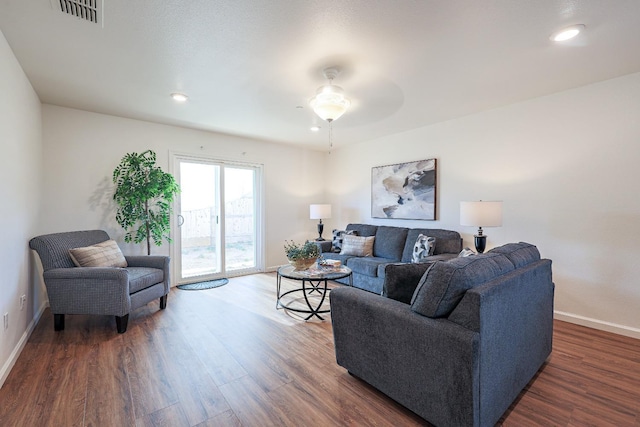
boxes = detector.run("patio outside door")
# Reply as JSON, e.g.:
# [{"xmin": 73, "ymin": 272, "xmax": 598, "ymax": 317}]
[{"xmin": 173, "ymin": 155, "xmax": 262, "ymax": 284}]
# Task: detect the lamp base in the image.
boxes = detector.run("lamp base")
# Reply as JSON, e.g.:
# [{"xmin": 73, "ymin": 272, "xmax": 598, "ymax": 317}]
[
  {"xmin": 316, "ymin": 222, "xmax": 325, "ymax": 241},
  {"xmin": 474, "ymin": 235, "xmax": 487, "ymax": 254}
]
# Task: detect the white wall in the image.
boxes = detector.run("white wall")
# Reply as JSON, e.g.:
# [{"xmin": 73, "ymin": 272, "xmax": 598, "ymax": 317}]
[
  {"xmin": 41, "ymin": 105, "xmax": 325, "ymax": 272},
  {"xmin": 326, "ymin": 72, "xmax": 640, "ymax": 338},
  {"xmin": 0, "ymin": 29, "xmax": 44, "ymax": 386}
]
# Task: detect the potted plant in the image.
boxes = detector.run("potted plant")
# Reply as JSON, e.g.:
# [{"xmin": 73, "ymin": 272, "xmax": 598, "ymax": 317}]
[
  {"xmin": 112, "ymin": 150, "xmax": 180, "ymax": 255},
  {"xmin": 284, "ymin": 240, "xmax": 320, "ymax": 270}
]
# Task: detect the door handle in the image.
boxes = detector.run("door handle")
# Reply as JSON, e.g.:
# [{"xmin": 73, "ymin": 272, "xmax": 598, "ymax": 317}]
[{"xmin": 177, "ymin": 214, "xmax": 185, "ymax": 227}]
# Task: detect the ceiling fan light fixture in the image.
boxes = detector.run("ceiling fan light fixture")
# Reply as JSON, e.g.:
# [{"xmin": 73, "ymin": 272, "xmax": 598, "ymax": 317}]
[
  {"xmin": 309, "ymin": 67, "xmax": 350, "ymax": 122},
  {"xmin": 309, "ymin": 86, "xmax": 350, "ymax": 122}
]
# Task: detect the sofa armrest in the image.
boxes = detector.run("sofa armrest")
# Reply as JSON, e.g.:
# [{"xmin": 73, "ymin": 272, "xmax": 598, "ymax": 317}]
[
  {"xmin": 447, "ymin": 259, "xmax": 554, "ymax": 426},
  {"xmin": 330, "ymin": 287, "xmax": 479, "ymax": 427},
  {"xmin": 43, "ymin": 267, "xmax": 130, "ymax": 315},
  {"xmin": 381, "ymin": 262, "xmax": 433, "ymax": 303},
  {"xmin": 125, "ymin": 255, "xmax": 169, "ymax": 270},
  {"xmin": 313, "ymin": 240, "xmax": 333, "ymax": 253},
  {"xmin": 423, "ymin": 253, "xmax": 458, "ymax": 262},
  {"xmin": 44, "ymin": 266, "xmax": 129, "ymax": 282}
]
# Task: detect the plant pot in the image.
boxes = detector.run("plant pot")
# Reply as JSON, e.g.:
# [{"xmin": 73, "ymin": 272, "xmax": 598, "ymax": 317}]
[{"xmin": 289, "ymin": 257, "xmax": 317, "ymax": 271}]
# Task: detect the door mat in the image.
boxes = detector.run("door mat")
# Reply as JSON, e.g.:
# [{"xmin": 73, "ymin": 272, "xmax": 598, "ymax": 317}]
[{"xmin": 177, "ymin": 278, "xmax": 229, "ymax": 290}]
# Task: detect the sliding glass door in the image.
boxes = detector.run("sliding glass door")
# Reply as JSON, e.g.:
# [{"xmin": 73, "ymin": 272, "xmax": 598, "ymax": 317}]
[
  {"xmin": 223, "ymin": 167, "xmax": 258, "ymax": 271},
  {"xmin": 173, "ymin": 154, "xmax": 262, "ymax": 284}
]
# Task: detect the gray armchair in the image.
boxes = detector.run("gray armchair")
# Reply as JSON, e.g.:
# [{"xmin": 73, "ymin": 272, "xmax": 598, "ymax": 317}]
[{"xmin": 29, "ymin": 230, "xmax": 170, "ymax": 333}]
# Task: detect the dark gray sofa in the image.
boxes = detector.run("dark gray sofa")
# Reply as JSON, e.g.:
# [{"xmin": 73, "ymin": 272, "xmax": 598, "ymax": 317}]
[
  {"xmin": 330, "ymin": 242, "xmax": 554, "ymax": 427},
  {"xmin": 320, "ymin": 223, "xmax": 462, "ymax": 295}
]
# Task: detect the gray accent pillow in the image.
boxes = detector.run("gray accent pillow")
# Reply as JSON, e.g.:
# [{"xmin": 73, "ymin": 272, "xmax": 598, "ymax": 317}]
[
  {"xmin": 411, "ymin": 253, "xmax": 515, "ymax": 318},
  {"xmin": 412, "ymin": 234, "xmax": 436, "ymax": 263}
]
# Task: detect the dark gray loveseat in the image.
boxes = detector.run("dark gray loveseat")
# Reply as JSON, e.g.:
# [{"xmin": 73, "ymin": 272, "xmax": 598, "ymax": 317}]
[
  {"xmin": 320, "ymin": 223, "xmax": 462, "ymax": 295},
  {"xmin": 330, "ymin": 242, "xmax": 554, "ymax": 427}
]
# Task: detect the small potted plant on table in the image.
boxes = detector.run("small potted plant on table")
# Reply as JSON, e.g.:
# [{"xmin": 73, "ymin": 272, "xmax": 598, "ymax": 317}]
[{"xmin": 284, "ymin": 240, "xmax": 320, "ymax": 271}]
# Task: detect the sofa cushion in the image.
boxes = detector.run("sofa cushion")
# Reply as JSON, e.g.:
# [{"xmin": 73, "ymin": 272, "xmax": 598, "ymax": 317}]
[
  {"xmin": 332, "ymin": 229, "xmax": 357, "ymax": 253},
  {"xmin": 412, "ymin": 234, "xmax": 436, "ymax": 263},
  {"xmin": 488, "ymin": 242, "xmax": 540, "ymax": 268},
  {"xmin": 411, "ymin": 253, "xmax": 515, "ymax": 318},
  {"xmin": 341, "ymin": 235, "xmax": 375, "ymax": 256},
  {"xmin": 68, "ymin": 240, "xmax": 128, "ymax": 268},
  {"xmin": 347, "ymin": 257, "xmax": 393, "ymax": 277},
  {"xmin": 373, "ymin": 226, "xmax": 408, "ymax": 260},
  {"xmin": 125, "ymin": 267, "xmax": 164, "ymax": 294}
]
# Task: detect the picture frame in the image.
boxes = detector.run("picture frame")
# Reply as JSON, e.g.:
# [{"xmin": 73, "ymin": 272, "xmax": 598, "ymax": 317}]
[{"xmin": 371, "ymin": 158, "xmax": 437, "ymax": 220}]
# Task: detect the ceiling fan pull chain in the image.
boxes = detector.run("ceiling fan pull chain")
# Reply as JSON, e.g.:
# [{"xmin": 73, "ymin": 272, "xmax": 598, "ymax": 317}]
[{"xmin": 329, "ymin": 121, "xmax": 333, "ymax": 154}]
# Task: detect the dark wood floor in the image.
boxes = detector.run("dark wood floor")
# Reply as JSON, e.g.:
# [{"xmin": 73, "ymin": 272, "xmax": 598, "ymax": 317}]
[{"xmin": 1, "ymin": 273, "xmax": 640, "ymax": 427}]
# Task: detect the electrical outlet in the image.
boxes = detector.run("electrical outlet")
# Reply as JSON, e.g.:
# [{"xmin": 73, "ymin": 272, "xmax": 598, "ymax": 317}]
[
  {"xmin": 20, "ymin": 295, "xmax": 26, "ymax": 311},
  {"xmin": 3, "ymin": 313, "xmax": 8, "ymax": 330}
]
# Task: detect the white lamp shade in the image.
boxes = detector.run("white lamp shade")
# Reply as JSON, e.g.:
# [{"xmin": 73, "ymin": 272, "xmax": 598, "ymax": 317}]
[
  {"xmin": 460, "ymin": 201, "xmax": 503, "ymax": 227},
  {"xmin": 310, "ymin": 204, "xmax": 332, "ymax": 220}
]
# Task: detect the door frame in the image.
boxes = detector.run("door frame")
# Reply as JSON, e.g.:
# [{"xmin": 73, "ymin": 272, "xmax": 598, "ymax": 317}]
[{"xmin": 169, "ymin": 151, "xmax": 265, "ymax": 286}]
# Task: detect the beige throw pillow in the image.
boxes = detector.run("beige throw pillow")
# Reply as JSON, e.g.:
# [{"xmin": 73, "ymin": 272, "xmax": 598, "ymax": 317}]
[
  {"xmin": 69, "ymin": 240, "xmax": 128, "ymax": 268},
  {"xmin": 340, "ymin": 235, "xmax": 375, "ymax": 257}
]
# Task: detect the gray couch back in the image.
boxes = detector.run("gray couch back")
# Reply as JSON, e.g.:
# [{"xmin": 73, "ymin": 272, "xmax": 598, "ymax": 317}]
[
  {"xmin": 345, "ymin": 223, "xmax": 462, "ymax": 261},
  {"xmin": 346, "ymin": 223, "xmax": 378, "ymax": 237},
  {"xmin": 29, "ymin": 230, "xmax": 110, "ymax": 271},
  {"xmin": 374, "ymin": 226, "xmax": 409, "ymax": 260},
  {"xmin": 411, "ymin": 242, "xmax": 544, "ymax": 319}
]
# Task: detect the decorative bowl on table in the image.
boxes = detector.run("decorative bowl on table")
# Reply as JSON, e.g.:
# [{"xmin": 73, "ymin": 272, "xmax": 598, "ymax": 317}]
[
  {"xmin": 284, "ymin": 240, "xmax": 320, "ymax": 271},
  {"xmin": 289, "ymin": 257, "xmax": 318, "ymax": 271}
]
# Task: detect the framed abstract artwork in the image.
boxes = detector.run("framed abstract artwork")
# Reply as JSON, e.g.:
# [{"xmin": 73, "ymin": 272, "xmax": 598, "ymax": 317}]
[{"xmin": 371, "ymin": 158, "xmax": 437, "ymax": 220}]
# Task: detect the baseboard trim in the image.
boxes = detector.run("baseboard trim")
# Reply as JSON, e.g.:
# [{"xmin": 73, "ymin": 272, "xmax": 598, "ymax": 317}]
[
  {"xmin": 555, "ymin": 310, "xmax": 640, "ymax": 339},
  {"xmin": 0, "ymin": 301, "xmax": 48, "ymax": 388}
]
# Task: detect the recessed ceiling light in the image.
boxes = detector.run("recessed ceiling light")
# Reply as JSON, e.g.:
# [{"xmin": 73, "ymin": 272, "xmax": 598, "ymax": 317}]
[
  {"xmin": 171, "ymin": 93, "xmax": 188, "ymax": 102},
  {"xmin": 310, "ymin": 126, "xmax": 321, "ymax": 132},
  {"xmin": 550, "ymin": 24, "xmax": 585, "ymax": 42}
]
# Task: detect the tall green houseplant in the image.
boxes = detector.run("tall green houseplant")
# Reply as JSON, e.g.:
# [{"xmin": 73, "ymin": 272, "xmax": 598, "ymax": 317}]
[{"xmin": 113, "ymin": 150, "xmax": 180, "ymax": 255}]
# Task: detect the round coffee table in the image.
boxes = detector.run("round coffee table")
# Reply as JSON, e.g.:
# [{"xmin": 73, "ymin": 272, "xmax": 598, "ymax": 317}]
[{"xmin": 276, "ymin": 264, "xmax": 353, "ymax": 321}]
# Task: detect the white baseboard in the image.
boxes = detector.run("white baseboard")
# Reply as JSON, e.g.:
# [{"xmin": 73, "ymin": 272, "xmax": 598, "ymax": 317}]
[
  {"xmin": 554, "ymin": 310, "xmax": 640, "ymax": 340},
  {"xmin": 0, "ymin": 301, "xmax": 48, "ymax": 389}
]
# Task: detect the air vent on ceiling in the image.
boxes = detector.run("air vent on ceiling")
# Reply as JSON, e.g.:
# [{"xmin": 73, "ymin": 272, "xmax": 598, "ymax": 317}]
[{"xmin": 56, "ymin": 0, "xmax": 102, "ymax": 25}]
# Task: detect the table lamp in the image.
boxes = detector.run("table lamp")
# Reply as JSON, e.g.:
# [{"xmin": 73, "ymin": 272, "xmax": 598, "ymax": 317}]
[
  {"xmin": 460, "ymin": 201, "xmax": 503, "ymax": 253},
  {"xmin": 310, "ymin": 204, "xmax": 332, "ymax": 241}
]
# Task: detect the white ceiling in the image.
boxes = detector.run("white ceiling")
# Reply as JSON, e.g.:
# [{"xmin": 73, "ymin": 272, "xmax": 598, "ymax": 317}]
[{"xmin": 1, "ymin": 0, "xmax": 640, "ymax": 150}]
